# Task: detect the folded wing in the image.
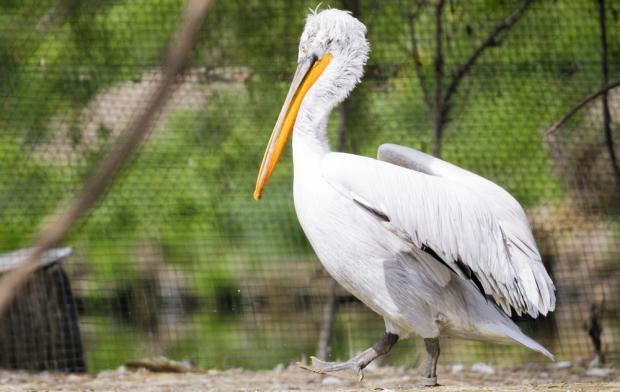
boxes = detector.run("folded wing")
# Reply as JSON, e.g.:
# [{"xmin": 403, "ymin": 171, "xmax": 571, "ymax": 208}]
[{"xmin": 321, "ymin": 144, "xmax": 555, "ymax": 317}]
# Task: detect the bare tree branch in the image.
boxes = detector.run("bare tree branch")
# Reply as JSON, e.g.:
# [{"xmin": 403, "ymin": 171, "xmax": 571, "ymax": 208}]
[
  {"xmin": 316, "ymin": 279, "xmax": 338, "ymax": 360},
  {"xmin": 587, "ymin": 302, "xmax": 606, "ymax": 365},
  {"xmin": 431, "ymin": 0, "xmax": 446, "ymax": 157},
  {"xmin": 443, "ymin": 0, "xmax": 533, "ymax": 105},
  {"xmin": 316, "ymin": 0, "xmax": 361, "ymax": 360},
  {"xmin": 315, "ymin": 102, "xmax": 348, "ymax": 360},
  {"xmin": 597, "ymin": 0, "xmax": 620, "ymax": 185},
  {"xmin": 544, "ymin": 80, "xmax": 620, "ymax": 138},
  {"xmin": 403, "ymin": 0, "xmax": 432, "ymax": 108},
  {"xmin": 0, "ymin": 0, "xmax": 215, "ymax": 315}
]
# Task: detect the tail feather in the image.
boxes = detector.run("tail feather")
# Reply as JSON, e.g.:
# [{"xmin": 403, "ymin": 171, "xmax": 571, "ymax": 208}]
[{"xmin": 503, "ymin": 326, "xmax": 554, "ymax": 360}]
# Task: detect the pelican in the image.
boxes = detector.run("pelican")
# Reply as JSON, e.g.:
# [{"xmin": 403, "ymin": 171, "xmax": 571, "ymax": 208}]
[{"xmin": 253, "ymin": 9, "xmax": 555, "ymax": 386}]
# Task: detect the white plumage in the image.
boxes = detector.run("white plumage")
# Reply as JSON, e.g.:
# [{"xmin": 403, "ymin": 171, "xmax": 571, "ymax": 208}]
[{"xmin": 255, "ymin": 8, "xmax": 556, "ymax": 384}]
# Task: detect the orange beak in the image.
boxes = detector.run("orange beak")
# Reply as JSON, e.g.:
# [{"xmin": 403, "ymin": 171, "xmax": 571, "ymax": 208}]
[{"xmin": 253, "ymin": 53, "xmax": 333, "ymax": 200}]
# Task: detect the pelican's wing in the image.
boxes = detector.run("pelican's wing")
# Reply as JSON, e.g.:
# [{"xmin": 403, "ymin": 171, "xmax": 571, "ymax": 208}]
[
  {"xmin": 321, "ymin": 149, "xmax": 555, "ymax": 318},
  {"xmin": 377, "ymin": 143, "xmax": 524, "ymax": 206}
]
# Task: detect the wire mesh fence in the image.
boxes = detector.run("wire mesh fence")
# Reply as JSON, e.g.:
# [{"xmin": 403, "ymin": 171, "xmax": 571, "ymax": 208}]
[{"xmin": 0, "ymin": 0, "xmax": 619, "ymax": 373}]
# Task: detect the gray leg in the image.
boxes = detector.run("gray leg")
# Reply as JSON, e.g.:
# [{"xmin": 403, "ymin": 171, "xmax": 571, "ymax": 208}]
[
  {"xmin": 299, "ymin": 332, "xmax": 399, "ymax": 381},
  {"xmin": 421, "ymin": 337, "xmax": 440, "ymax": 386}
]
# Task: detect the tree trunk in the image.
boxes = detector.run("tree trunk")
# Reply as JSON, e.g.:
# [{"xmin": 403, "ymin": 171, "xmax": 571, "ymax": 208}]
[
  {"xmin": 432, "ymin": 0, "xmax": 446, "ymax": 158},
  {"xmin": 597, "ymin": 0, "xmax": 620, "ymax": 186}
]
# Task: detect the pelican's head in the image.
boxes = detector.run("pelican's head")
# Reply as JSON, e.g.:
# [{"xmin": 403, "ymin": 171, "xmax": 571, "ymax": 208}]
[
  {"xmin": 297, "ymin": 9, "xmax": 369, "ymax": 100},
  {"xmin": 254, "ymin": 9, "xmax": 369, "ymax": 200}
]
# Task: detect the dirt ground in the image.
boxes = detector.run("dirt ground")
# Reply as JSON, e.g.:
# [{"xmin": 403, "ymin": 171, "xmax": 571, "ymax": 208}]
[{"xmin": 0, "ymin": 363, "xmax": 618, "ymax": 391}]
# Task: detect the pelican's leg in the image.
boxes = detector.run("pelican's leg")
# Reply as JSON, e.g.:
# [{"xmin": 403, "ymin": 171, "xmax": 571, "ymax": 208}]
[
  {"xmin": 421, "ymin": 337, "xmax": 440, "ymax": 386},
  {"xmin": 300, "ymin": 332, "xmax": 399, "ymax": 381}
]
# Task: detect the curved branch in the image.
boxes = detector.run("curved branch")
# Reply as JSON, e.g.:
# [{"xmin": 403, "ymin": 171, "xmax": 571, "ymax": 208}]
[
  {"xmin": 544, "ymin": 80, "xmax": 620, "ymax": 137},
  {"xmin": 443, "ymin": 0, "xmax": 533, "ymax": 105}
]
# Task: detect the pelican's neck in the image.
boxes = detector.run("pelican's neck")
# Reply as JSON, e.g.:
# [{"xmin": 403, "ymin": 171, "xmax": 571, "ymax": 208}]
[
  {"xmin": 292, "ymin": 51, "xmax": 363, "ymax": 170},
  {"xmin": 291, "ymin": 59, "xmax": 346, "ymax": 169},
  {"xmin": 292, "ymin": 116, "xmax": 330, "ymax": 160},
  {"xmin": 291, "ymin": 93, "xmax": 334, "ymax": 168}
]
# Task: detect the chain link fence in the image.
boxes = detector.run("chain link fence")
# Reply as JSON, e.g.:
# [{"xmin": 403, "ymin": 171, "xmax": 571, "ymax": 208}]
[{"xmin": 0, "ymin": 0, "xmax": 619, "ymax": 372}]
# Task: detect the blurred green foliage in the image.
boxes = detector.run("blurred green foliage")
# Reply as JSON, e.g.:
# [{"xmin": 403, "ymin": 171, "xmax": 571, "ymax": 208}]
[{"xmin": 1, "ymin": 0, "xmax": 619, "ymax": 369}]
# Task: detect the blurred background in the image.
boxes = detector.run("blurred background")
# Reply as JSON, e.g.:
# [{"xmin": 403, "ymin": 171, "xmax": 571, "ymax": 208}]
[{"xmin": 0, "ymin": 0, "xmax": 619, "ymax": 373}]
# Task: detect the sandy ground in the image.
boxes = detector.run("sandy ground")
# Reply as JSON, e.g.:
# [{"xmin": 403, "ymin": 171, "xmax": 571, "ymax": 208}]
[{"xmin": 0, "ymin": 363, "xmax": 618, "ymax": 391}]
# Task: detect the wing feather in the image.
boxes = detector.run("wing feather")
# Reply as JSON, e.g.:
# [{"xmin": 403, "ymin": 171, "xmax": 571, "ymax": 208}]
[{"xmin": 322, "ymin": 147, "xmax": 555, "ymax": 318}]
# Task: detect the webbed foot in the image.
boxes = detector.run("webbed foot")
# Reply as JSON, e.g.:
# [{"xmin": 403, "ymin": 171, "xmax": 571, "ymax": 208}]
[
  {"xmin": 301, "ymin": 356, "xmax": 365, "ymax": 381},
  {"xmin": 297, "ymin": 332, "xmax": 399, "ymax": 383}
]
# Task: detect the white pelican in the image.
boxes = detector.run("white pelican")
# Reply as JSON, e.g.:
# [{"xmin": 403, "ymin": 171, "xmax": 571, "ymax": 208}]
[{"xmin": 253, "ymin": 9, "xmax": 555, "ymax": 386}]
